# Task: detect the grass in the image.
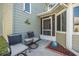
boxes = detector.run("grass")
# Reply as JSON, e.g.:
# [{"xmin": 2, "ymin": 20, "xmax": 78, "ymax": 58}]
[{"xmin": 0, "ymin": 36, "xmax": 9, "ymax": 55}]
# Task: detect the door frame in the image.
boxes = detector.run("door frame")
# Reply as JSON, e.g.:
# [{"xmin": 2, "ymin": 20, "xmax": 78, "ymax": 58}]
[{"xmin": 42, "ymin": 15, "xmax": 56, "ymax": 36}]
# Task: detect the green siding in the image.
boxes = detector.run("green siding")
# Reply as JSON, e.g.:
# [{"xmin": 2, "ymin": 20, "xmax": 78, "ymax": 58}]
[
  {"xmin": 13, "ymin": 3, "xmax": 47, "ymax": 37},
  {"xmin": 56, "ymin": 32, "xmax": 66, "ymax": 48}
]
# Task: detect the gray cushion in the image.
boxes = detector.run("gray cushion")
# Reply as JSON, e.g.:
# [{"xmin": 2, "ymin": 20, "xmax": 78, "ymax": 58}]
[
  {"xmin": 11, "ymin": 43, "xmax": 28, "ymax": 56},
  {"xmin": 27, "ymin": 32, "xmax": 34, "ymax": 38}
]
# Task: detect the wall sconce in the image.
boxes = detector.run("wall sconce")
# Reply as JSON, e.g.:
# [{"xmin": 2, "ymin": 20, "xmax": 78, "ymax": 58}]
[{"xmin": 24, "ymin": 19, "xmax": 31, "ymax": 25}]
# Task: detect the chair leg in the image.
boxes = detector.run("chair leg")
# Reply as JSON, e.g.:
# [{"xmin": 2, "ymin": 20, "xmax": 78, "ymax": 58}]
[
  {"xmin": 29, "ymin": 48, "xmax": 31, "ymax": 53},
  {"xmin": 26, "ymin": 47, "xmax": 31, "ymax": 53},
  {"xmin": 21, "ymin": 53, "xmax": 27, "ymax": 56},
  {"xmin": 15, "ymin": 49, "xmax": 28, "ymax": 56},
  {"xmin": 16, "ymin": 52, "xmax": 27, "ymax": 56}
]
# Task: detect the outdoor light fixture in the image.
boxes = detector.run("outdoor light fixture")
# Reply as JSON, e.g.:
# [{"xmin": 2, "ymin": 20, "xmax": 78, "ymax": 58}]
[{"xmin": 24, "ymin": 19, "xmax": 31, "ymax": 25}]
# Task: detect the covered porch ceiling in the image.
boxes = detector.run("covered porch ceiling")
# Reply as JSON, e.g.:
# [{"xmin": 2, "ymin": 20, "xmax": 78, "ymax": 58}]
[{"xmin": 37, "ymin": 3, "xmax": 68, "ymax": 17}]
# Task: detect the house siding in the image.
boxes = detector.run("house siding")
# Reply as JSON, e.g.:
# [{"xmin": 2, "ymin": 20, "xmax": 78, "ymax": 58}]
[
  {"xmin": 56, "ymin": 32, "xmax": 66, "ymax": 48},
  {"xmin": 0, "ymin": 4, "xmax": 3, "ymax": 36},
  {"xmin": 72, "ymin": 35, "xmax": 79, "ymax": 52},
  {"xmin": 13, "ymin": 3, "xmax": 47, "ymax": 37}
]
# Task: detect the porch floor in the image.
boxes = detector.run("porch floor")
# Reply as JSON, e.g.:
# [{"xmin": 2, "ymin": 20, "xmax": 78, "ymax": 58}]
[
  {"xmin": 27, "ymin": 40, "xmax": 61, "ymax": 56},
  {"xmin": 46, "ymin": 42, "xmax": 76, "ymax": 56}
]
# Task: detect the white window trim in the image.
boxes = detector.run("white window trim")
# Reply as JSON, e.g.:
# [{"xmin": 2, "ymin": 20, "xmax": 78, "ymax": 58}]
[
  {"xmin": 73, "ymin": 32, "xmax": 79, "ymax": 35},
  {"xmin": 23, "ymin": 3, "xmax": 31, "ymax": 14},
  {"xmin": 56, "ymin": 31, "xmax": 66, "ymax": 34},
  {"xmin": 56, "ymin": 9, "xmax": 67, "ymax": 32}
]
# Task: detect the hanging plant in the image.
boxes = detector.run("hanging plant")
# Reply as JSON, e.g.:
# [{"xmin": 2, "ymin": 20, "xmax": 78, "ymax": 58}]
[{"xmin": 24, "ymin": 19, "xmax": 31, "ymax": 25}]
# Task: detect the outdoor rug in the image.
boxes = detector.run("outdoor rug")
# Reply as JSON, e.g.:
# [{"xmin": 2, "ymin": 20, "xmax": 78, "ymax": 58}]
[{"xmin": 46, "ymin": 42, "xmax": 76, "ymax": 56}]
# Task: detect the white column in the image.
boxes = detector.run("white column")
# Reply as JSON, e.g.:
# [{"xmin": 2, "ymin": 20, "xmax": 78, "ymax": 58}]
[{"xmin": 66, "ymin": 4, "xmax": 73, "ymax": 49}]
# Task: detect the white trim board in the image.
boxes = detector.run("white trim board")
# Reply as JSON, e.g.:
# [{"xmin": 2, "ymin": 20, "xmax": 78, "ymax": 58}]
[{"xmin": 40, "ymin": 35, "xmax": 56, "ymax": 41}]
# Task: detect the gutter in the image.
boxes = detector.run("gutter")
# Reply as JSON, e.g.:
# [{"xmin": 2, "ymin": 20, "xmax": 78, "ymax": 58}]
[
  {"xmin": 37, "ymin": 3, "xmax": 59, "ymax": 17},
  {"xmin": 37, "ymin": 3, "xmax": 68, "ymax": 17}
]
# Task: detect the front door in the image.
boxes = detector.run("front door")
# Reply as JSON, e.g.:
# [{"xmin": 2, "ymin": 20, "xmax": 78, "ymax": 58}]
[{"xmin": 41, "ymin": 15, "xmax": 55, "ymax": 36}]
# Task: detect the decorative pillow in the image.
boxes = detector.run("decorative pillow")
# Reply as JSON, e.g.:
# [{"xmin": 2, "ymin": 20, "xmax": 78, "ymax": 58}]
[
  {"xmin": 8, "ymin": 33, "xmax": 22, "ymax": 45},
  {"xmin": 27, "ymin": 32, "xmax": 34, "ymax": 38}
]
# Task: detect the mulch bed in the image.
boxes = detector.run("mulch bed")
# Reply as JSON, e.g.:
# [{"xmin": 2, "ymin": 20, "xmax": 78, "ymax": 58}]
[{"xmin": 46, "ymin": 42, "xmax": 76, "ymax": 56}]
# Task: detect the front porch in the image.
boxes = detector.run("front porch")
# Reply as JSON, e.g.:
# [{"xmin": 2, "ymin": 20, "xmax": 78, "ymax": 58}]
[
  {"xmin": 38, "ymin": 3, "xmax": 79, "ymax": 55},
  {"xmin": 0, "ymin": 3, "xmax": 79, "ymax": 56}
]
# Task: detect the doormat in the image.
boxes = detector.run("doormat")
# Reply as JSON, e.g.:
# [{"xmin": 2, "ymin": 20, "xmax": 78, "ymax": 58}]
[{"xmin": 46, "ymin": 42, "xmax": 76, "ymax": 56}]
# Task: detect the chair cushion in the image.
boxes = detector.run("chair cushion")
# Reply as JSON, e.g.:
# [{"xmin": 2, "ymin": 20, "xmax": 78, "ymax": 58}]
[
  {"xmin": 10, "ymin": 43, "xmax": 28, "ymax": 56},
  {"xmin": 27, "ymin": 32, "xmax": 34, "ymax": 38},
  {"xmin": 24, "ymin": 38, "xmax": 33, "ymax": 42},
  {"xmin": 24, "ymin": 38, "xmax": 33, "ymax": 45},
  {"xmin": 25, "ymin": 37, "xmax": 39, "ymax": 42},
  {"xmin": 8, "ymin": 34, "xmax": 22, "ymax": 45},
  {"xmin": 33, "ymin": 37, "xmax": 39, "ymax": 42}
]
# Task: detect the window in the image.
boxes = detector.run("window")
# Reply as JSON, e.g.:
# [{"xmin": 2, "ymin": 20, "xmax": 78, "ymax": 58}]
[
  {"xmin": 62, "ymin": 11, "xmax": 66, "ymax": 31},
  {"xmin": 48, "ymin": 3, "xmax": 55, "ymax": 10},
  {"xmin": 57, "ymin": 15, "xmax": 61, "ymax": 31},
  {"xmin": 57, "ymin": 11, "xmax": 66, "ymax": 32},
  {"xmin": 42, "ymin": 17, "xmax": 52, "ymax": 36},
  {"xmin": 24, "ymin": 3, "xmax": 31, "ymax": 14},
  {"xmin": 73, "ymin": 6, "xmax": 79, "ymax": 32},
  {"xmin": 43, "ymin": 19, "xmax": 51, "ymax": 29},
  {"xmin": 43, "ymin": 19, "xmax": 51, "ymax": 35},
  {"xmin": 74, "ymin": 7, "xmax": 79, "ymax": 17}
]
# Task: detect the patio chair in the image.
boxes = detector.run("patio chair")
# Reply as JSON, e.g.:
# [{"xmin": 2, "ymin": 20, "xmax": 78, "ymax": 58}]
[
  {"xmin": 27, "ymin": 32, "xmax": 41, "ymax": 42},
  {"xmin": 8, "ymin": 33, "xmax": 28, "ymax": 56},
  {"xmin": 24, "ymin": 32, "xmax": 41, "ymax": 49}
]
